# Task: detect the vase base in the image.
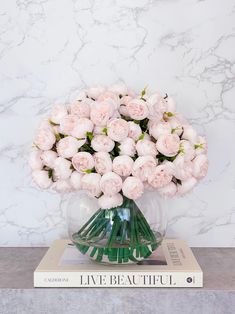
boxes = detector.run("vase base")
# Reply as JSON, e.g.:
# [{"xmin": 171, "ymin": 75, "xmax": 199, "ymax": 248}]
[{"xmin": 72, "ymin": 232, "xmax": 163, "ymax": 265}]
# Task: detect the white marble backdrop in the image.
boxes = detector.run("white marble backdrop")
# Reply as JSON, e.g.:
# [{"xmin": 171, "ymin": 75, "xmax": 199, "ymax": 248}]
[{"xmin": 0, "ymin": 0, "xmax": 235, "ymax": 247}]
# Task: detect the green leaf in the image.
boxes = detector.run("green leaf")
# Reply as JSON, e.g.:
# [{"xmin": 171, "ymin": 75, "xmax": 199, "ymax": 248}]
[
  {"xmin": 102, "ymin": 127, "xmax": 108, "ymax": 135},
  {"xmin": 48, "ymin": 169, "xmax": 53, "ymax": 179},
  {"xmin": 194, "ymin": 143, "xmax": 203, "ymax": 149},
  {"xmin": 141, "ymin": 86, "xmax": 147, "ymax": 98},
  {"xmin": 164, "ymin": 112, "xmax": 174, "ymax": 117},
  {"xmin": 49, "ymin": 120, "xmax": 59, "ymax": 126},
  {"xmin": 83, "ymin": 168, "xmax": 94, "ymax": 174},
  {"xmin": 86, "ymin": 132, "xmax": 94, "ymax": 141},
  {"xmin": 55, "ymin": 133, "xmax": 61, "ymax": 141}
]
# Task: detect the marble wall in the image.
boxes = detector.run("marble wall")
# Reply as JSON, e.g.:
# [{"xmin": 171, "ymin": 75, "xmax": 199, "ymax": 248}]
[{"xmin": 0, "ymin": 0, "xmax": 235, "ymax": 246}]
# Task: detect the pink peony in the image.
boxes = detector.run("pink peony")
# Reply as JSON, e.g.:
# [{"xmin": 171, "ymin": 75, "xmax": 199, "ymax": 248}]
[
  {"xmin": 59, "ymin": 114, "xmax": 79, "ymax": 136},
  {"xmin": 70, "ymin": 171, "xmax": 83, "ymax": 190},
  {"xmin": 94, "ymin": 152, "xmax": 113, "ymax": 175},
  {"xmin": 86, "ymin": 85, "xmax": 105, "ymax": 99},
  {"xmin": 148, "ymin": 165, "xmax": 173, "ymax": 188},
  {"xmin": 147, "ymin": 93, "xmax": 167, "ymax": 120},
  {"xmin": 81, "ymin": 173, "xmax": 101, "ymax": 197},
  {"xmin": 70, "ymin": 99, "xmax": 90, "ymax": 118},
  {"xmin": 119, "ymin": 95, "xmax": 133, "ymax": 116},
  {"xmin": 132, "ymin": 156, "xmax": 157, "ymax": 181},
  {"xmin": 34, "ymin": 129, "xmax": 56, "ymax": 151},
  {"xmin": 149, "ymin": 121, "xmax": 171, "ymax": 140},
  {"xmin": 90, "ymin": 101, "xmax": 114, "ymax": 126},
  {"xmin": 177, "ymin": 177, "xmax": 197, "ymax": 195},
  {"xmin": 72, "ymin": 152, "xmax": 94, "ymax": 173},
  {"xmin": 107, "ymin": 118, "xmax": 129, "ymax": 142},
  {"xmin": 91, "ymin": 135, "xmax": 115, "ymax": 152},
  {"xmin": 173, "ymin": 155, "xmax": 193, "ymax": 180},
  {"xmin": 56, "ymin": 136, "xmax": 81, "ymax": 158},
  {"xmin": 169, "ymin": 118, "xmax": 183, "ymax": 136},
  {"xmin": 179, "ymin": 140, "xmax": 195, "ymax": 161},
  {"xmin": 98, "ymin": 193, "xmax": 123, "ymax": 209},
  {"xmin": 192, "ymin": 155, "xmax": 208, "ymax": 179},
  {"xmin": 54, "ymin": 157, "xmax": 72, "ymax": 180},
  {"xmin": 165, "ymin": 96, "xmax": 176, "ymax": 113},
  {"xmin": 108, "ymin": 83, "xmax": 128, "ymax": 96},
  {"xmin": 29, "ymin": 150, "xmax": 43, "ymax": 170},
  {"xmin": 128, "ymin": 121, "xmax": 142, "ymax": 141},
  {"xmin": 71, "ymin": 118, "xmax": 93, "ymax": 138},
  {"xmin": 122, "ymin": 176, "xmax": 144, "ymax": 200},
  {"xmin": 194, "ymin": 136, "xmax": 208, "ymax": 155},
  {"xmin": 136, "ymin": 139, "xmax": 157, "ymax": 157},
  {"xmin": 119, "ymin": 137, "xmax": 136, "ymax": 157},
  {"xmin": 182, "ymin": 125, "xmax": 198, "ymax": 143},
  {"xmin": 113, "ymin": 155, "xmax": 134, "ymax": 177},
  {"xmin": 32, "ymin": 170, "xmax": 52, "ymax": 189},
  {"xmin": 126, "ymin": 99, "xmax": 149, "ymax": 120},
  {"xmin": 41, "ymin": 150, "xmax": 58, "ymax": 168},
  {"xmin": 156, "ymin": 133, "xmax": 180, "ymax": 157},
  {"xmin": 98, "ymin": 91, "xmax": 120, "ymax": 110},
  {"xmin": 50, "ymin": 105, "xmax": 68, "ymax": 124},
  {"xmin": 100, "ymin": 172, "xmax": 122, "ymax": 196},
  {"xmin": 158, "ymin": 182, "xmax": 177, "ymax": 197},
  {"xmin": 52, "ymin": 180, "xmax": 72, "ymax": 193}
]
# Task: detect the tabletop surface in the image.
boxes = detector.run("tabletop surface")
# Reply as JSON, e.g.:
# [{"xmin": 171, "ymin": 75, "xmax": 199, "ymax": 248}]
[{"xmin": 0, "ymin": 246, "xmax": 234, "ymax": 314}]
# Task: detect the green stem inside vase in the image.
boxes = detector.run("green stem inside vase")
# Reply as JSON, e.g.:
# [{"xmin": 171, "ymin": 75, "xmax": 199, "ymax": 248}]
[{"xmin": 72, "ymin": 196, "xmax": 161, "ymax": 264}]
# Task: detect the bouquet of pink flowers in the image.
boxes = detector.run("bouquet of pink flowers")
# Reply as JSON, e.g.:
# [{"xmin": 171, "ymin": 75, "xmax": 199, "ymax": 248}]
[{"xmin": 30, "ymin": 83, "xmax": 208, "ymax": 264}]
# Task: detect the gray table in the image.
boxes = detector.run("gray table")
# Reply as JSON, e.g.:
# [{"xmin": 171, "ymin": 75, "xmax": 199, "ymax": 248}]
[{"xmin": 0, "ymin": 247, "xmax": 234, "ymax": 314}]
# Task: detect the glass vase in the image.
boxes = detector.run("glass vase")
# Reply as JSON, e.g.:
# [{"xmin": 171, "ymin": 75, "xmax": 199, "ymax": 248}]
[{"xmin": 67, "ymin": 191, "xmax": 167, "ymax": 265}]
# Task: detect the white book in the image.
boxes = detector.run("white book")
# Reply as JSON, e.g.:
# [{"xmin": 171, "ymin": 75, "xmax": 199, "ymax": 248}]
[{"xmin": 34, "ymin": 239, "xmax": 203, "ymax": 288}]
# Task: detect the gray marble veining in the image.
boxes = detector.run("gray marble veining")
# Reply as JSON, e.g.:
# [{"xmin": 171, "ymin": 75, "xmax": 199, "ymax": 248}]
[{"xmin": 0, "ymin": 0, "xmax": 235, "ymax": 246}]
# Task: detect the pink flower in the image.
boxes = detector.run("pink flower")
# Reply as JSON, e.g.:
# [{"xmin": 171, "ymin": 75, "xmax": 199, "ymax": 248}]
[
  {"xmin": 158, "ymin": 182, "xmax": 177, "ymax": 197},
  {"xmin": 90, "ymin": 101, "xmax": 114, "ymax": 126},
  {"xmin": 136, "ymin": 139, "xmax": 157, "ymax": 157},
  {"xmin": 173, "ymin": 155, "xmax": 193, "ymax": 180},
  {"xmin": 169, "ymin": 118, "xmax": 183, "ymax": 136},
  {"xmin": 100, "ymin": 172, "xmax": 122, "ymax": 196},
  {"xmin": 32, "ymin": 170, "xmax": 52, "ymax": 189},
  {"xmin": 147, "ymin": 93, "xmax": 167, "ymax": 120},
  {"xmin": 29, "ymin": 150, "xmax": 43, "ymax": 170},
  {"xmin": 113, "ymin": 155, "xmax": 134, "ymax": 177},
  {"xmin": 132, "ymin": 156, "xmax": 157, "ymax": 181},
  {"xmin": 119, "ymin": 95, "xmax": 133, "ymax": 116},
  {"xmin": 94, "ymin": 152, "xmax": 113, "ymax": 175},
  {"xmin": 91, "ymin": 135, "xmax": 115, "ymax": 152},
  {"xmin": 70, "ymin": 171, "xmax": 83, "ymax": 190},
  {"xmin": 128, "ymin": 121, "xmax": 142, "ymax": 141},
  {"xmin": 149, "ymin": 121, "xmax": 171, "ymax": 140},
  {"xmin": 72, "ymin": 152, "xmax": 94, "ymax": 173},
  {"xmin": 165, "ymin": 96, "xmax": 176, "ymax": 113},
  {"xmin": 119, "ymin": 137, "xmax": 136, "ymax": 157},
  {"xmin": 122, "ymin": 176, "xmax": 144, "ymax": 200},
  {"xmin": 81, "ymin": 173, "xmax": 101, "ymax": 197},
  {"xmin": 54, "ymin": 157, "xmax": 72, "ymax": 180},
  {"xmin": 59, "ymin": 115, "xmax": 79, "ymax": 135},
  {"xmin": 98, "ymin": 193, "xmax": 123, "ymax": 209},
  {"xmin": 156, "ymin": 133, "xmax": 180, "ymax": 157},
  {"xmin": 86, "ymin": 85, "xmax": 105, "ymax": 99},
  {"xmin": 194, "ymin": 136, "xmax": 208, "ymax": 155},
  {"xmin": 192, "ymin": 155, "xmax": 208, "ymax": 179},
  {"xmin": 182, "ymin": 125, "xmax": 198, "ymax": 143},
  {"xmin": 126, "ymin": 99, "xmax": 149, "ymax": 120},
  {"xmin": 50, "ymin": 105, "xmax": 68, "ymax": 124},
  {"xmin": 148, "ymin": 165, "xmax": 173, "ymax": 188},
  {"xmin": 108, "ymin": 83, "xmax": 128, "ymax": 96},
  {"xmin": 177, "ymin": 177, "xmax": 197, "ymax": 196},
  {"xmin": 34, "ymin": 129, "xmax": 56, "ymax": 150},
  {"xmin": 52, "ymin": 180, "xmax": 72, "ymax": 193},
  {"xmin": 70, "ymin": 99, "xmax": 90, "ymax": 118},
  {"xmin": 179, "ymin": 140, "xmax": 195, "ymax": 161},
  {"xmin": 98, "ymin": 91, "xmax": 120, "ymax": 109},
  {"xmin": 56, "ymin": 136, "xmax": 81, "ymax": 158},
  {"xmin": 71, "ymin": 118, "xmax": 93, "ymax": 138},
  {"xmin": 107, "ymin": 118, "xmax": 129, "ymax": 142},
  {"xmin": 41, "ymin": 150, "xmax": 58, "ymax": 168}
]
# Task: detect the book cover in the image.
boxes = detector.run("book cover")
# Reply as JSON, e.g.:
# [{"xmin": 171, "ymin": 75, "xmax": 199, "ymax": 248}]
[{"xmin": 34, "ymin": 239, "xmax": 203, "ymax": 288}]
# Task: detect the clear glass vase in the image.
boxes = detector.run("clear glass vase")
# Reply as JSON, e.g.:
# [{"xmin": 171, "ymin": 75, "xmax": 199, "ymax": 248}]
[{"xmin": 67, "ymin": 191, "xmax": 167, "ymax": 265}]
